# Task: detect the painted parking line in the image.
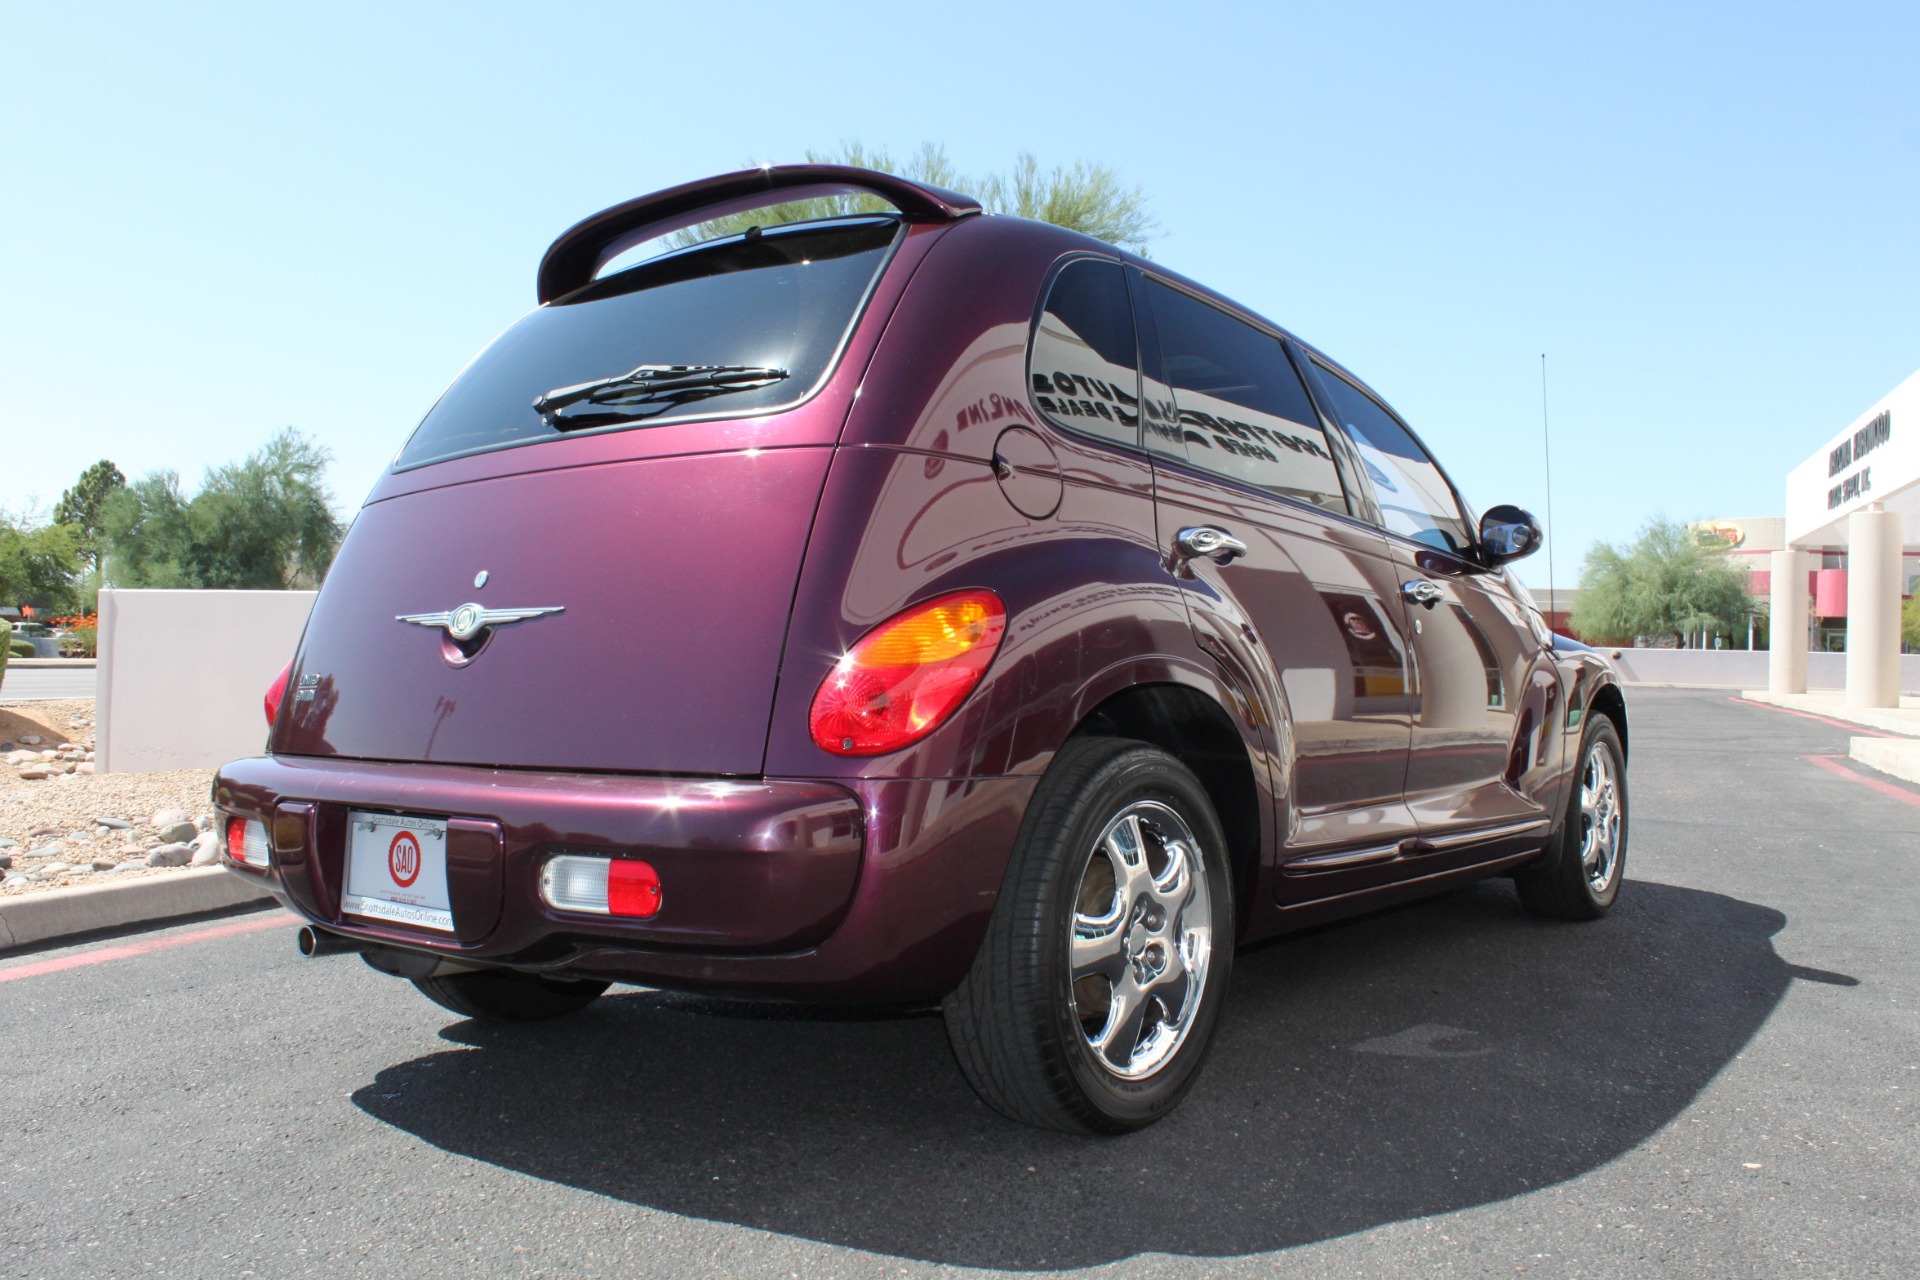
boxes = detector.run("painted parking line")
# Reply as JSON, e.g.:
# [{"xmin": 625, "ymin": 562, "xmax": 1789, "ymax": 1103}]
[
  {"xmin": 0, "ymin": 911, "xmax": 294, "ymax": 985},
  {"xmin": 1729, "ymin": 697, "xmax": 1905, "ymax": 738},
  {"xmin": 1802, "ymin": 754, "xmax": 1920, "ymax": 810}
]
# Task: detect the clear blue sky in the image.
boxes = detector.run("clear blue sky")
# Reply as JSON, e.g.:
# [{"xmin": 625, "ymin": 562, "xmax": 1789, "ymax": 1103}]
[{"xmin": 8, "ymin": 0, "xmax": 1919, "ymax": 592}]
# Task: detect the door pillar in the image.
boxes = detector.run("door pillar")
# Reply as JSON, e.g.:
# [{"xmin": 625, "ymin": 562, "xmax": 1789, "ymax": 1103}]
[
  {"xmin": 1768, "ymin": 548, "xmax": 1810, "ymax": 695},
  {"xmin": 1844, "ymin": 504, "xmax": 1902, "ymax": 709}
]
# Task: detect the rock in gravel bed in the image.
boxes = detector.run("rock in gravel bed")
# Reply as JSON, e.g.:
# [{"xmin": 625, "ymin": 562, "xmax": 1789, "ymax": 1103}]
[
  {"xmin": 150, "ymin": 808, "xmax": 191, "ymax": 829},
  {"xmin": 145, "ymin": 843, "xmax": 193, "ymax": 868},
  {"xmin": 1, "ymin": 699, "xmax": 216, "ymax": 897},
  {"xmin": 155, "ymin": 820, "xmax": 199, "ymax": 844}
]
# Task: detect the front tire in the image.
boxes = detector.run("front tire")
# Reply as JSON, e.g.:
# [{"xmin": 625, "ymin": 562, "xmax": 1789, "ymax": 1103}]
[
  {"xmin": 412, "ymin": 969, "xmax": 611, "ymax": 1022},
  {"xmin": 944, "ymin": 737, "xmax": 1235, "ymax": 1134},
  {"xmin": 1516, "ymin": 717, "xmax": 1628, "ymax": 920}
]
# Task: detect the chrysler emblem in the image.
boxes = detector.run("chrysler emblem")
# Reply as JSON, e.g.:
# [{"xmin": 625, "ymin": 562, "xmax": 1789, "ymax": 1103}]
[{"xmin": 396, "ymin": 602, "xmax": 564, "ymax": 641}]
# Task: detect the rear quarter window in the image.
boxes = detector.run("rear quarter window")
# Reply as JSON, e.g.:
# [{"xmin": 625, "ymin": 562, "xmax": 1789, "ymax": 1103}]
[
  {"xmin": 1027, "ymin": 258, "xmax": 1142, "ymax": 448},
  {"xmin": 395, "ymin": 217, "xmax": 901, "ymax": 469}
]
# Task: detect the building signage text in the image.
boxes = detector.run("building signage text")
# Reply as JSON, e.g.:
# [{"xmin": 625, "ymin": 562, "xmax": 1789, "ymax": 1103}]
[{"xmin": 1827, "ymin": 411, "xmax": 1892, "ymax": 510}]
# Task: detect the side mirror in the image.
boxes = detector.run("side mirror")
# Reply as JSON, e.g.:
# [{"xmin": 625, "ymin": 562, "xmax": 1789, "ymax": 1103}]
[{"xmin": 1479, "ymin": 504, "xmax": 1542, "ymax": 566}]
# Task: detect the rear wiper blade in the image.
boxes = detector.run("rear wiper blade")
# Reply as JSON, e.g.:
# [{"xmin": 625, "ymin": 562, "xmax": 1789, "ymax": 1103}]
[{"xmin": 533, "ymin": 363, "xmax": 789, "ymax": 430}]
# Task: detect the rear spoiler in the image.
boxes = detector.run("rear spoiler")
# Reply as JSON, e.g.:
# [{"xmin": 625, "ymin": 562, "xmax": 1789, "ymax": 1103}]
[{"xmin": 536, "ymin": 164, "xmax": 983, "ymax": 304}]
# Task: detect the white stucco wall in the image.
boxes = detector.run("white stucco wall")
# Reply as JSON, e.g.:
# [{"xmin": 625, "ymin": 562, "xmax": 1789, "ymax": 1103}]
[
  {"xmin": 97, "ymin": 589, "xmax": 316, "ymax": 774},
  {"xmin": 1603, "ymin": 647, "xmax": 1920, "ymax": 692}
]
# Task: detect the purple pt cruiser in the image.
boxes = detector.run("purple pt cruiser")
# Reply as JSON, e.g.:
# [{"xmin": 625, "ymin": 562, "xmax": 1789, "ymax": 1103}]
[{"xmin": 214, "ymin": 164, "xmax": 1628, "ymax": 1133}]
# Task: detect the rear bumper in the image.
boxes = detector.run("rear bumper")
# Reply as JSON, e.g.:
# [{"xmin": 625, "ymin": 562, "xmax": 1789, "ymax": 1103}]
[{"xmin": 213, "ymin": 755, "xmax": 1033, "ymax": 1003}]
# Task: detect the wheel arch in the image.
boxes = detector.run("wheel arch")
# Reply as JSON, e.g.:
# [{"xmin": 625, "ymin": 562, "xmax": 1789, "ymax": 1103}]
[
  {"xmin": 1588, "ymin": 678, "xmax": 1628, "ymax": 760},
  {"xmin": 1065, "ymin": 680, "xmax": 1267, "ymax": 933}
]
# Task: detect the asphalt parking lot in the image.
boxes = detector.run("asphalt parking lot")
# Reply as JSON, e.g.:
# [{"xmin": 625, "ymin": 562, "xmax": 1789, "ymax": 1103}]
[{"xmin": 2, "ymin": 687, "xmax": 1915, "ymax": 1278}]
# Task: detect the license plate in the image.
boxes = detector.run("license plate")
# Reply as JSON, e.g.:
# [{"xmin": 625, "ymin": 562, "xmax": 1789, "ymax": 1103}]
[{"xmin": 342, "ymin": 811, "xmax": 453, "ymax": 933}]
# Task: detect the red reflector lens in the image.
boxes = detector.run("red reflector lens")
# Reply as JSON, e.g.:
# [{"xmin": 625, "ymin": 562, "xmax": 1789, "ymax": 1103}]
[
  {"xmin": 607, "ymin": 859, "xmax": 662, "ymax": 918},
  {"xmin": 264, "ymin": 660, "xmax": 292, "ymax": 728},
  {"xmin": 226, "ymin": 816, "xmax": 246, "ymax": 859},
  {"xmin": 808, "ymin": 589, "xmax": 1007, "ymax": 756}
]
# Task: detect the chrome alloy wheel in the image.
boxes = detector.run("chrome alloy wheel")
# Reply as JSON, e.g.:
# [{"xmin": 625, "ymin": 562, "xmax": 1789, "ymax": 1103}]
[
  {"xmin": 1580, "ymin": 740, "xmax": 1624, "ymax": 893},
  {"xmin": 1069, "ymin": 800, "xmax": 1213, "ymax": 1080}
]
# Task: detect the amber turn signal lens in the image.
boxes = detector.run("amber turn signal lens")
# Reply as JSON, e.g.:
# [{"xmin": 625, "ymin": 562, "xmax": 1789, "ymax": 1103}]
[{"xmin": 809, "ymin": 589, "xmax": 1007, "ymax": 756}]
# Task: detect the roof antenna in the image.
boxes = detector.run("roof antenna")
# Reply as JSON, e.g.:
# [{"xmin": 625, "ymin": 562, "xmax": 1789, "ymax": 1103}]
[{"xmin": 1540, "ymin": 353, "xmax": 1557, "ymax": 626}]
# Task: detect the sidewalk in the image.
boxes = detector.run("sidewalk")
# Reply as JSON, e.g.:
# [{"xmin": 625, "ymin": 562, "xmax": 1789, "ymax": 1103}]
[{"xmin": 1739, "ymin": 689, "xmax": 1920, "ymax": 785}]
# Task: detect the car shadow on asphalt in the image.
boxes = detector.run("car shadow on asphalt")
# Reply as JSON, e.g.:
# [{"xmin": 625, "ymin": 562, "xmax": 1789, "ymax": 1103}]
[{"xmin": 352, "ymin": 879, "xmax": 1831, "ymax": 1270}]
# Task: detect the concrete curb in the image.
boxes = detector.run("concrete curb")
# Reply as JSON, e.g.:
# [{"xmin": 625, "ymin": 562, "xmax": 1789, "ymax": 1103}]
[
  {"xmin": 1851, "ymin": 736, "xmax": 1920, "ymax": 786},
  {"xmin": 1738, "ymin": 689, "xmax": 1920, "ymax": 737},
  {"xmin": 0, "ymin": 867, "xmax": 274, "ymax": 952},
  {"xmin": 8, "ymin": 659, "xmax": 97, "ymax": 669}
]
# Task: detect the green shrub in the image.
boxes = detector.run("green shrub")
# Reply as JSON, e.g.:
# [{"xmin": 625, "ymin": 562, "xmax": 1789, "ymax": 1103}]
[
  {"xmin": 9, "ymin": 640, "xmax": 31, "ymax": 658},
  {"xmin": 0, "ymin": 619, "xmax": 10, "ymax": 692}
]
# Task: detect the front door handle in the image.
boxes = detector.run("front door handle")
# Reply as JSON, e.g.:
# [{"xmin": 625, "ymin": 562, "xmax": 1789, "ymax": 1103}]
[
  {"xmin": 1174, "ymin": 526, "xmax": 1249, "ymax": 565},
  {"xmin": 1402, "ymin": 579, "xmax": 1445, "ymax": 609}
]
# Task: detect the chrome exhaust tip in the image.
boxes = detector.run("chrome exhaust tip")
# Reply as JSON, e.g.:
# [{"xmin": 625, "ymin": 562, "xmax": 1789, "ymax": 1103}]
[{"xmin": 296, "ymin": 925, "xmax": 362, "ymax": 958}]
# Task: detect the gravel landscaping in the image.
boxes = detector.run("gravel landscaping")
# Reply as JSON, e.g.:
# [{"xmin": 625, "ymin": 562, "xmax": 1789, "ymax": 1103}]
[{"xmin": 0, "ymin": 699, "xmax": 218, "ymax": 897}]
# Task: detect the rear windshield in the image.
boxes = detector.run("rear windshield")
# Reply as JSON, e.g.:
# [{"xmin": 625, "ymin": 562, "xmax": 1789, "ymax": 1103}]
[{"xmin": 394, "ymin": 217, "xmax": 902, "ymax": 468}]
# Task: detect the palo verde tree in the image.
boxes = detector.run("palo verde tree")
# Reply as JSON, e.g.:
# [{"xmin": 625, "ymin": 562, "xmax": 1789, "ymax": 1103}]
[
  {"xmin": 100, "ymin": 429, "xmax": 343, "ymax": 590},
  {"xmin": 669, "ymin": 142, "xmax": 1157, "ymax": 254},
  {"xmin": 1570, "ymin": 516, "xmax": 1756, "ymax": 647}
]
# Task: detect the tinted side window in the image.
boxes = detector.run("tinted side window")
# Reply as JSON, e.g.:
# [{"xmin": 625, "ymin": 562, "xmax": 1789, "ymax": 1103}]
[
  {"xmin": 1028, "ymin": 259, "xmax": 1140, "ymax": 447},
  {"xmin": 1143, "ymin": 280, "xmax": 1345, "ymax": 512},
  {"xmin": 1310, "ymin": 365, "xmax": 1473, "ymax": 556}
]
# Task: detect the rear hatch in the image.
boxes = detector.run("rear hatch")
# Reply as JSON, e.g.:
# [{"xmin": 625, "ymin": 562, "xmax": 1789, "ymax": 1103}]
[{"xmin": 272, "ymin": 217, "xmax": 911, "ymax": 775}]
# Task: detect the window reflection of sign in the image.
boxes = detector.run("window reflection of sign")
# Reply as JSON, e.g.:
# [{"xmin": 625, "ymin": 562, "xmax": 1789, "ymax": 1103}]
[
  {"xmin": 1031, "ymin": 368, "xmax": 1139, "ymax": 430},
  {"xmin": 1157, "ymin": 385, "xmax": 1344, "ymax": 511}
]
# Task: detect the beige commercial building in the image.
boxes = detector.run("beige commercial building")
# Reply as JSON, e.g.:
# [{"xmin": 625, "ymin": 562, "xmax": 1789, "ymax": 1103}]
[{"xmin": 1770, "ymin": 369, "xmax": 1920, "ymax": 706}]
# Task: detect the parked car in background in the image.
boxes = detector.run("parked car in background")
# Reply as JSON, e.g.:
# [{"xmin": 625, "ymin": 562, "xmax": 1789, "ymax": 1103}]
[{"xmin": 216, "ymin": 165, "xmax": 1628, "ymax": 1133}]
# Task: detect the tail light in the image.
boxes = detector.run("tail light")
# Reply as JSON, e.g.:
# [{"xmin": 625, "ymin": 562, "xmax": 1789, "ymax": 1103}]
[
  {"xmin": 225, "ymin": 817, "xmax": 270, "ymax": 868},
  {"xmin": 264, "ymin": 661, "xmax": 292, "ymax": 727},
  {"xmin": 540, "ymin": 854, "xmax": 662, "ymax": 918},
  {"xmin": 809, "ymin": 589, "xmax": 1007, "ymax": 756}
]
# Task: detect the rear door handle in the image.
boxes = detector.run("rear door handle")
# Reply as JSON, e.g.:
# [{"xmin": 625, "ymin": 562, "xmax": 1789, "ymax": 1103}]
[
  {"xmin": 1174, "ymin": 526, "xmax": 1249, "ymax": 565},
  {"xmin": 1402, "ymin": 579, "xmax": 1445, "ymax": 609}
]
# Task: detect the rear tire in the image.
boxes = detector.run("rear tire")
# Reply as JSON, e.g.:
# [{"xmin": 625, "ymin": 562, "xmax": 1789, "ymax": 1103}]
[
  {"xmin": 1516, "ymin": 717, "xmax": 1628, "ymax": 921},
  {"xmin": 944, "ymin": 737, "xmax": 1235, "ymax": 1134},
  {"xmin": 412, "ymin": 969, "xmax": 610, "ymax": 1022}
]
